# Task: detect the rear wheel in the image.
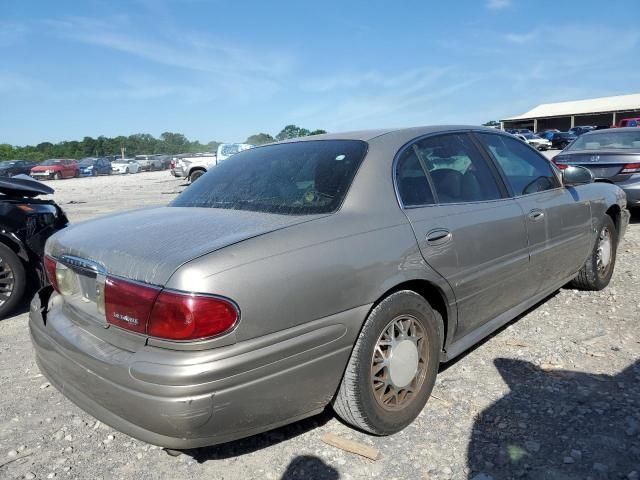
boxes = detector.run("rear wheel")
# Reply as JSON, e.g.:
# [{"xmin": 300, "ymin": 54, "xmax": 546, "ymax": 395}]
[
  {"xmin": 332, "ymin": 290, "xmax": 441, "ymax": 435},
  {"xmin": 0, "ymin": 243, "xmax": 25, "ymax": 319},
  {"xmin": 189, "ymin": 169, "xmax": 205, "ymax": 183},
  {"xmin": 570, "ymin": 215, "xmax": 617, "ymax": 290}
]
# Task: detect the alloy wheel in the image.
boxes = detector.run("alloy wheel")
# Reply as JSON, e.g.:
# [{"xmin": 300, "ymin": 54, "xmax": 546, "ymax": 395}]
[
  {"xmin": 0, "ymin": 255, "xmax": 15, "ymax": 307},
  {"xmin": 596, "ymin": 227, "xmax": 612, "ymax": 274},
  {"xmin": 371, "ymin": 315, "xmax": 429, "ymax": 411}
]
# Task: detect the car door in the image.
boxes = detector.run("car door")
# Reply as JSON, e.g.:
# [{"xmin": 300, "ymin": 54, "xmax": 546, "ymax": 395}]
[
  {"xmin": 395, "ymin": 132, "xmax": 531, "ymax": 340},
  {"xmin": 475, "ymin": 132, "xmax": 592, "ymax": 292}
]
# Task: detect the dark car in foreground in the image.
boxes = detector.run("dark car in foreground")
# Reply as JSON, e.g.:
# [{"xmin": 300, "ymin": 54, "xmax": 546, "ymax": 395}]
[
  {"xmin": 30, "ymin": 126, "xmax": 629, "ymax": 449},
  {"xmin": 78, "ymin": 157, "xmax": 112, "ymax": 176},
  {"xmin": 553, "ymin": 127, "xmax": 640, "ymax": 209},
  {"xmin": 0, "ymin": 160, "xmax": 37, "ymax": 177},
  {"xmin": 0, "ymin": 175, "xmax": 68, "ymax": 318}
]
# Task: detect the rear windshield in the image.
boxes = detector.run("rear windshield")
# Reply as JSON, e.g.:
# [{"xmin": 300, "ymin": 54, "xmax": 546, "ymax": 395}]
[
  {"xmin": 172, "ymin": 140, "xmax": 367, "ymax": 215},
  {"xmin": 42, "ymin": 159, "xmax": 62, "ymax": 165},
  {"xmin": 567, "ymin": 131, "xmax": 640, "ymax": 151}
]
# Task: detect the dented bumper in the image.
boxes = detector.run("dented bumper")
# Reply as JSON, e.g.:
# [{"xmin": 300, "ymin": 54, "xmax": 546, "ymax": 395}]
[{"xmin": 29, "ymin": 290, "xmax": 363, "ymax": 449}]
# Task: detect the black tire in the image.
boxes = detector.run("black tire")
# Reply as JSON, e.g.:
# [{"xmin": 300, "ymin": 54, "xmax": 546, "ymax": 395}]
[
  {"xmin": 560, "ymin": 141, "xmax": 568, "ymax": 149},
  {"xmin": 0, "ymin": 243, "xmax": 26, "ymax": 319},
  {"xmin": 570, "ymin": 215, "xmax": 617, "ymax": 291},
  {"xmin": 332, "ymin": 290, "xmax": 441, "ymax": 435},
  {"xmin": 189, "ymin": 170, "xmax": 205, "ymax": 183},
  {"xmin": 125, "ymin": 167, "xmax": 130, "ymax": 174},
  {"xmin": 53, "ymin": 172, "xmax": 62, "ymax": 180}
]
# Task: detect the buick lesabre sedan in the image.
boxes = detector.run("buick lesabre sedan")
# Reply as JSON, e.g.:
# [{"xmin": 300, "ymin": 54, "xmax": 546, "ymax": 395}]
[{"xmin": 30, "ymin": 126, "xmax": 629, "ymax": 449}]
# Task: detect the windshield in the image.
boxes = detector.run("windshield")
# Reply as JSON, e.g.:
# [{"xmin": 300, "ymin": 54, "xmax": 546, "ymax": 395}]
[
  {"xmin": 79, "ymin": 158, "xmax": 96, "ymax": 166},
  {"xmin": 42, "ymin": 159, "xmax": 62, "ymax": 166},
  {"xmin": 0, "ymin": 161, "xmax": 18, "ymax": 166},
  {"xmin": 567, "ymin": 131, "xmax": 640, "ymax": 151},
  {"xmin": 172, "ymin": 140, "xmax": 368, "ymax": 215}
]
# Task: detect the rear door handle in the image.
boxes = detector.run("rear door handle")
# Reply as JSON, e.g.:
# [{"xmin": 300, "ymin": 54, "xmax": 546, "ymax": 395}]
[
  {"xmin": 528, "ymin": 209, "xmax": 545, "ymax": 221},
  {"xmin": 426, "ymin": 228, "xmax": 452, "ymax": 246}
]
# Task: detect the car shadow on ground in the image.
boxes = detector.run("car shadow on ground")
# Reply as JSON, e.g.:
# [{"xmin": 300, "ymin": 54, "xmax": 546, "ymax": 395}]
[
  {"xmin": 183, "ymin": 408, "xmax": 335, "ymax": 463},
  {"xmin": 630, "ymin": 209, "xmax": 640, "ymax": 224},
  {"xmin": 466, "ymin": 358, "xmax": 640, "ymax": 479}
]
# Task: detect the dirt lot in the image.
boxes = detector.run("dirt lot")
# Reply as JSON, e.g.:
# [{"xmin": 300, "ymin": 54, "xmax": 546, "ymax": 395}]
[{"xmin": 1, "ymin": 168, "xmax": 639, "ymax": 480}]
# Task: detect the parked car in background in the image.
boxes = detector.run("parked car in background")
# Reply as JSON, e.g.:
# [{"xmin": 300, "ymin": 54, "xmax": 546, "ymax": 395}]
[
  {"xmin": 614, "ymin": 118, "xmax": 640, "ymax": 128},
  {"xmin": 30, "ymin": 159, "xmax": 79, "ymax": 180},
  {"xmin": 78, "ymin": 157, "xmax": 112, "ymax": 176},
  {"xmin": 135, "ymin": 155, "xmax": 163, "ymax": 171},
  {"xmin": 216, "ymin": 143, "xmax": 254, "ymax": 163},
  {"xmin": 569, "ymin": 126, "xmax": 596, "ymax": 136},
  {"xmin": 515, "ymin": 133, "xmax": 552, "ymax": 151},
  {"xmin": 506, "ymin": 128, "xmax": 533, "ymax": 135},
  {"xmin": 553, "ymin": 127, "xmax": 640, "ymax": 209},
  {"xmin": 538, "ymin": 131, "xmax": 577, "ymax": 149},
  {"xmin": 32, "ymin": 126, "xmax": 628, "ymax": 450},
  {"xmin": 535, "ymin": 129, "xmax": 560, "ymax": 137},
  {"xmin": 173, "ymin": 154, "xmax": 217, "ymax": 182},
  {"xmin": 0, "ymin": 160, "xmax": 37, "ymax": 177},
  {"xmin": 155, "ymin": 155, "xmax": 172, "ymax": 170},
  {"xmin": 0, "ymin": 175, "xmax": 67, "ymax": 318},
  {"xmin": 111, "ymin": 158, "xmax": 140, "ymax": 174}
]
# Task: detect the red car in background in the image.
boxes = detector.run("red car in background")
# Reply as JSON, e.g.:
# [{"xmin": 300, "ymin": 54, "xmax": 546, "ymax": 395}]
[
  {"xmin": 614, "ymin": 118, "xmax": 640, "ymax": 128},
  {"xmin": 31, "ymin": 159, "xmax": 79, "ymax": 180}
]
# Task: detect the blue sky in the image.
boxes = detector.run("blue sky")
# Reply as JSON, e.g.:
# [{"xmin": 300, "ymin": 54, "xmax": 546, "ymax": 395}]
[{"xmin": 1, "ymin": 0, "xmax": 639, "ymax": 145}]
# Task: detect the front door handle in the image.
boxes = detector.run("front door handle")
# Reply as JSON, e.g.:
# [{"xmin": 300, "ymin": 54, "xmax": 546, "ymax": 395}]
[
  {"xmin": 528, "ymin": 209, "xmax": 545, "ymax": 221},
  {"xmin": 426, "ymin": 228, "xmax": 452, "ymax": 246}
]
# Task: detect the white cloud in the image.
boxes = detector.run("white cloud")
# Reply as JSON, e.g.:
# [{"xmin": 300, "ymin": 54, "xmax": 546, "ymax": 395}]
[
  {"xmin": 504, "ymin": 31, "xmax": 538, "ymax": 43},
  {"xmin": 486, "ymin": 0, "xmax": 512, "ymax": 9}
]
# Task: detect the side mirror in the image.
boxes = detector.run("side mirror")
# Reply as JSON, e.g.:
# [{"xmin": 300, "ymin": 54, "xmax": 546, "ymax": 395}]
[{"xmin": 562, "ymin": 165, "xmax": 594, "ymax": 186}]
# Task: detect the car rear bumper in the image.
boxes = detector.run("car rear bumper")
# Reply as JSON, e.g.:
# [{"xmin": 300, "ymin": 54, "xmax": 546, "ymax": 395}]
[
  {"xmin": 618, "ymin": 176, "xmax": 640, "ymax": 207},
  {"xmin": 29, "ymin": 292, "xmax": 365, "ymax": 449}
]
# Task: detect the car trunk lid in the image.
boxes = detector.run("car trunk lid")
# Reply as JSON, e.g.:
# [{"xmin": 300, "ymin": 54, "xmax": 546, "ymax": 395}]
[
  {"xmin": 554, "ymin": 151, "xmax": 640, "ymax": 180},
  {"xmin": 46, "ymin": 206, "xmax": 325, "ymax": 286}
]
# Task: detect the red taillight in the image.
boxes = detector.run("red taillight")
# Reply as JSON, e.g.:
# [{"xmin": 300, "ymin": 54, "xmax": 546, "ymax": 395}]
[
  {"xmin": 104, "ymin": 277, "xmax": 160, "ymax": 334},
  {"xmin": 170, "ymin": 160, "xmax": 176, "ymax": 169},
  {"xmin": 43, "ymin": 256, "xmax": 238, "ymax": 341},
  {"xmin": 44, "ymin": 255, "xmax": 59, "ymax": 292},
  {"xmin": 552, "ymin": 158, "xmax": 568, "ymax": 170},
  {"xmin": 621, "ymin": 162, "xmax": 640, "ymax": 174},
  {"xmin": 147, "ymin": 291, "xmax": 238, "ymax": 340}
]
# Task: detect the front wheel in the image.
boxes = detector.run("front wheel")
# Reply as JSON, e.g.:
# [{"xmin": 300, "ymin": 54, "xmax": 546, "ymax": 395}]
[
  {"xmin": 332, "ymin": 290, "xmax": 441, "ymax": 435},
  {"xmin": 189, "ymin": 170, "xmax": 205, "ymax": 183},
  {"xmin": 125, "ymin": 168, "xmax": 129, "ymax": 174},
  {"xmin": 570, "ymin": 215, "xmax": 617, "ymax": 290},
  {"xmin": 53, "ymin": 172, "xmax": 62, "ymax": 180},
  {"xmin": 0, "ymin": 243, "xmax": 25, "ymax": 319}
]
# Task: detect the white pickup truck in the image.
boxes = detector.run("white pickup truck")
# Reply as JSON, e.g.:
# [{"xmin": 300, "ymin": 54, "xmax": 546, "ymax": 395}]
[{"xmin": 171, "ymin": 154, "xmax": 217, "ymax": 182}]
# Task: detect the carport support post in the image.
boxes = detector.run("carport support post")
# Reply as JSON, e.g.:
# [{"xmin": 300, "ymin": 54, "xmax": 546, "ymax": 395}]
[
  {"xmin": 533, "ymin": 119, "xmax": 538, "ymax": 133},
  {"xmin": 612, "ymin": 112, "xmax": 616, "ymax": 126},
  {"xmin": 570, "ymin": 115, "xmax": 575, "ymax": 128}
]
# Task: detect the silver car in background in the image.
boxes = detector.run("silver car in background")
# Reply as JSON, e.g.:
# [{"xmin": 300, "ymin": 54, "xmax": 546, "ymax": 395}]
[
  {"xmin": 553, "ymin": 127, "xmax": 640, "ymax": 209},
  {"xmin": 30, "ymin": 126, "xmax": 629, "ymax": 449}
]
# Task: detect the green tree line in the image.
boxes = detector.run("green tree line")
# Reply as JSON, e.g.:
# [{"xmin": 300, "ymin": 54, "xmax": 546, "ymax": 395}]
[{"xmin": 0, "ymin": 125, "xmax": 327, "ymax": 162}]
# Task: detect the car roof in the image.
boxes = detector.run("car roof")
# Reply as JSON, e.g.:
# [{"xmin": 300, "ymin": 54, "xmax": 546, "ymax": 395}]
[
  {"xmin": 581, "ymin": 127, "xmax": 639, "ymax": 137},
  {"xmin": 277, "ymin": 125, "xmax": 502, "ymax": 143}
]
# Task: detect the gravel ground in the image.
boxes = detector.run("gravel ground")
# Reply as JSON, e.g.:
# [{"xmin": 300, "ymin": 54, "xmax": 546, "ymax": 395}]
[{"xmin": 1, "ymin": 168, "xmax": 639, "ymax": 480}]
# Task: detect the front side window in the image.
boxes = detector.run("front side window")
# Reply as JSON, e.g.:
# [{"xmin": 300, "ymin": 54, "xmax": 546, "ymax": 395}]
[
  {"xmin": 172, "ymin": 140, "xmax": 367, "ymax": 215},
  {"xmin": 479, "ymin": 133, "xmax": 559, "ymax": 196},
  {"xmin": 411, "ymin": 134, "xmax": 502, "ymax": 204}
]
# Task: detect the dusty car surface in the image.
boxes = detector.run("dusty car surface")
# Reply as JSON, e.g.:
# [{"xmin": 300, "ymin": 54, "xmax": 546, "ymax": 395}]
[{"xmin": 30, "ymin": 126, "xmax": 629, "ymax": 449}]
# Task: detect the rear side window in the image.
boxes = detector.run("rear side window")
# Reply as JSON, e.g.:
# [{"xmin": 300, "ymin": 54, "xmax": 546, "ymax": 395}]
[
  {"xmin": 478, "ymin": 133, "xmax": 559, "ymax": 196},
  {"xmin": 172, "ymin": 140, "xmax": 367, "ymax": 215},
  {"xmin": 411, "ymin": 134, "xmax": 502, "ymax": 204},
  {"xmin": 395, "ymin": 149, "xmax": 434, "ymax": 206}
]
